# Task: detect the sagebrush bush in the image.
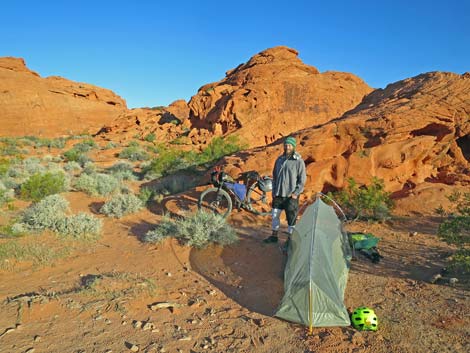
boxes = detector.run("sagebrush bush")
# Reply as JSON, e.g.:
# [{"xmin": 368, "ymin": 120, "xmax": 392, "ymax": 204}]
[
  {"xmin": 64, "ymin": 161, "xmax": 82, "ymax": 173},
  {"xmin": 106, "ymin": 162, "xmax": 137, "ymax": 180},
  {"xmin": 119, "ymin": 145, "xmax": 149, "ymax": 161},
  {"xmin": 20, "ymin": 171, "xmax": 68, "ymax": 202},
  {"xmin": 329, "ymin": 177, "xmax": 394, "ymax": 221},
  {"xmin": 143, "ymin": 210, "xmax": 238, "ymax": 248},
  {"xmin": 20, "ymin": 194, "xmax": 68, "ymax": 230},
  {"xmin": 100, "ymin": 193, "xmax": 143, "ymax": 218},
  {"xmin": 55, "ymin": 213, "xmax": 102, "ymax": 240},
  {"xmin": 16, "ymin": 194, "xmax": 102, "ymax": 240},
  {"xmin": 74, "ymin": 173, "xmax": 120, "ymax": 196}
]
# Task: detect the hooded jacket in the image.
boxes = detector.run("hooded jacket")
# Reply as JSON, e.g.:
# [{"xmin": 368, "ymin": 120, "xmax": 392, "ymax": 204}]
[{"xmin": 272, "ymin": 151, "xmax": 306, "ymax": 197}]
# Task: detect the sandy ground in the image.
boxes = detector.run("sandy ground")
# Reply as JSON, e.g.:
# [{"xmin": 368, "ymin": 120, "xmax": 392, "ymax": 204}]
[{"xmin": 0, "ymin": 189, "xmax": 469, "ymax": 353}]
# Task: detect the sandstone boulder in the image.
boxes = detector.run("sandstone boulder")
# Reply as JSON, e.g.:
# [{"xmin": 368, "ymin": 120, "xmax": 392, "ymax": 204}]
[
  {"xmin": 0, "ymin": 57, "xmax": 127, "ymax": 137},
  {"xmin": 219, "ymin": 72, "xmax": 470, "ymax": 199},
  {"xmin": 187, "ymin": 46, "xmax": 372, "ymax": 147}
]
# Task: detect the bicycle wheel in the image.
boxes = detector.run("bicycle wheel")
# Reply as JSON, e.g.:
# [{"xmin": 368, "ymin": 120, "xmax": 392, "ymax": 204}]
[
  {"xmin": 246, "ymin": 181, "xmax": 271, "ymax": 216},
  {"xmin": 198, "ymin": 188, "xmax": 233, "ymax": 218}
]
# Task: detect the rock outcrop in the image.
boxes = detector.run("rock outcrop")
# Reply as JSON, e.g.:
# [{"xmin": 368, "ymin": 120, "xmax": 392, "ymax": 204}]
[
  {"xmin": 187, "ymin": 46, "xmax": 373, "ymax": 147},
  {"xmin": 0, "ymin": 57, "xmax": 127, "ymax": 137},
  {"xmin": 220, "ymin": 72, "xmax": 470, "ymax": 199}
]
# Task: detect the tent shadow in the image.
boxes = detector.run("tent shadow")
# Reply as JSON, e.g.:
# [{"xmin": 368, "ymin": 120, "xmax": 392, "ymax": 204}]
[{"xmin": 189, "ymin": 228, "xmax": 288, "ymax": 316}]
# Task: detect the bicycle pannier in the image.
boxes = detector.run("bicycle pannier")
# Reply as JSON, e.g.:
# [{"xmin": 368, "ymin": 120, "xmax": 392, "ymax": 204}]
[{"xmin": 258, "ymin": 176, "xmax": 273, "ymax": 192}]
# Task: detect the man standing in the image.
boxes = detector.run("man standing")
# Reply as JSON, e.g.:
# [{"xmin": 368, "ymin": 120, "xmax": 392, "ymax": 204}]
[{"xmin": 263, "ymin": 136, "xmax": 306, "ymax": 247}]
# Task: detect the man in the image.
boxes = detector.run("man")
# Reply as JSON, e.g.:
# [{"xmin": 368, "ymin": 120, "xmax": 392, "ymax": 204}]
[{"xmin": 263, "ymin": 136, "xmax": 306, "ymax": 247}]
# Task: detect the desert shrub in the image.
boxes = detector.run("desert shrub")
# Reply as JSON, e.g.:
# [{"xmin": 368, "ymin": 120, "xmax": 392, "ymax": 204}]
[
  {"xmin": 20, "ymin": 194, "xmax": 68, "ymax": 231},
  {"xmin": 119, "ymin": 145, "xmax": 149, "ymax": 161},
  {"xmin": 74, "ymin": 173, "xmax": 120, "ymax": 196},
  {"xmin": 143, "ymin": 148, "xmax": 191, "ymax": 178},
  {"xmin": 55, "ymin": 213, "xmax": 102, "ymax": 240},
  {"xmin": 103, "ymin": 141, "xmax": 118, "ymax": 149},
  {"xmin": 106, "ymin": 162, "xmax": 137, "ymax": 181},
  {"xmin": 438, "ymin": 192, "xmax": 470, "ymax": 246},
  {"xmin": 22, "ymin": 136, "xmax": 67, "ymax": 149},
  {"xmin": 100, "ymin": 193, "xmax": 143, "ymax": 218},
  {"xmin": 23, "ymin": 157, "xmax": 45, "ymax": 175},
  {"xmin": 0, "ymin": 158, "xmax": 11, "ymax": 176},
  {"xmin": 138, "ymin": 187, "xmax": 155, "ymax": 205},
  {"xmin": 143, "ymin": 210, "xmax": 238, "ymax": 248},
  {"xmin": 0, "ymin": 181, "xmax": 15, "ymax": 207},
  {"xmin": 20, "ymin": 171, "xmax": 68, "ymax": 202},
  {"xmin": 144, "ymin": 133, "xmax": 156, "ymax": 142},
  {"xmin": 329, "ymin": 177, "xmax": 394, "ymax": 221},
  {"xmin": 64, "ymin": 161, "xmax": 82, "ymax": 173},
  {"xmin": 73, "ymin": 139, "xmax": 97, "ymax": 152},
  {"xmin": 438, "ymin": 192, "xmax": 470, "ymax": 275},
  {"xmin": 15, "ymin": 194, "xmax": 102, "ymax": 240},
  {"xmin": 197, "ymin": 135, "xmax": 247, "ymax": 164}
]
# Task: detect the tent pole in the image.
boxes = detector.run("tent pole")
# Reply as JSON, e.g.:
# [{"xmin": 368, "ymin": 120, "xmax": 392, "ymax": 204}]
[{"xmin": 309, "ymin": 283, "xmax": 313, "ymax": 334}]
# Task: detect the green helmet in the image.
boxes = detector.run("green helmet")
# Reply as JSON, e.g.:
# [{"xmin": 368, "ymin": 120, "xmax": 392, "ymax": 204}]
[{"xmin": 351, "ymin": 307, "xmax": 378, "ymax": 331}]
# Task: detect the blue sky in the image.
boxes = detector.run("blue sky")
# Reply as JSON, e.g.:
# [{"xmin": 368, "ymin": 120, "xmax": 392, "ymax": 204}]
[{"xmin": 1, "ymin": 1, "xmax": 469, "ymax": 108}]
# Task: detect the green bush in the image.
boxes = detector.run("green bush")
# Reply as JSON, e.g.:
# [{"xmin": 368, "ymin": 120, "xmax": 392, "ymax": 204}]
[
  {"xmin": 198, "ymin": 135, "xmax": 247, "ymax": 164},
  {"xmin": 438, "ymin": 192, "xmax": 470, "ymax": 246},
  {"xmin": 329, "ymin": 177, "xmax": 394, "ymax": 221},
  {"xmin": 143, "ymin": 148, "xmax": 192, "ymax": 178},
  {"xmin": 143, "ymin": 210, "xmax": 238, "ymax": 248},
  {"xmin": 144, "ymin": 133, "xmax": 156, "ymax": 142},
  {"xmin": 20, "ymin": 171, "xmax": 68, "ymax": 202},
  {"xmin": 63, "ymin": 148, "xmax": 90, "ymax": 165},
  {"xmin": 0, "ymin": 158, "xmax": 11, "ymax": 176},
  {"xmin": 100, "ymin": 193, "xmax": 143, "ymax": 218}
]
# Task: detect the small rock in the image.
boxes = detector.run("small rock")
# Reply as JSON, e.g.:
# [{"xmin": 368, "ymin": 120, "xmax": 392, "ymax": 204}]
[
  {"xmin": 178, "ymin": 336, "xmax": 192, "ymax": 341},
  {"xmin": 104, "ymin": 350, "xmax": 112, "ymax": 353},
  {"xmin": 25, "ymin": 349, "xmax": 35, "ymax": 353},
  {"xmin": 122, "ymin": 321, "xmax": 127, "ymax": 325},
  {"xmin": 34, "ymin": 335, "xmax": 41, "ymax": 342},
  {"xmin": 166, "ymin": 272, "xmax": 172, "ymax": 277},
  {"xmin": 208, "ymin": 290, "xmax": 217, "ymax": 296},
  {"xmin": 105, "ymin": 319, "xmax": 112, "ymax": 324},
  {"xmin": 133, "ymin": 321, "xmax": 142, "ymax": 329},
  {"xmin": 15, "ymin": 324, "xmax": 22, "ymax": 329},
  {"xmin": 352, "ymin": 332, "xmax": 365, "ymax": 345},
  {"xmin": 142, "ymin": 322, "xmax": 155, "ymax": 331},
  {"xmin": 151, "ymin": 329, "xmax": 160, "ymax": 333},
  {"xmin": 449, "ymin": 278, "xmax": 459, "ymax": 286},
  {"xmin": 159, "ymin": 347, "xmax": 166, "ymax": 353},
  {"xmin": 128, "ymin": 344, "xmax": 139, "ymax": 352},
  {"xmin": 430, "ymin": 273, "xmax": 442, "ymax": 284}
]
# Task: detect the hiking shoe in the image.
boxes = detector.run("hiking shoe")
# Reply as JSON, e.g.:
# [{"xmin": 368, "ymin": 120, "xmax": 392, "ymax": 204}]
[{"xmin": 263, "ymin": 235, "xmax": 278, "ymax": 244}]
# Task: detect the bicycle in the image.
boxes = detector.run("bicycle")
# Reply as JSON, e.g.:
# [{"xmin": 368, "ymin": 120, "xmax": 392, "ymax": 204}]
[{"xmin": 198, "ymin": 167, "xmax": 272, "ymax": 218}]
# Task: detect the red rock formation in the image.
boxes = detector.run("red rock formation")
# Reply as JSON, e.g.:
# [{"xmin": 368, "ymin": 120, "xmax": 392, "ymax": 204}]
[
  {"xmin": 187, "ymin": 46, "xmax": 372, "ymax": 147},
  {"xmin": 219, "ymin": 72, "xmax": 470, "ymax": 199},
  {"xmin": 0, "ymin": 57, "xmax": 127, "ymax": 137}
]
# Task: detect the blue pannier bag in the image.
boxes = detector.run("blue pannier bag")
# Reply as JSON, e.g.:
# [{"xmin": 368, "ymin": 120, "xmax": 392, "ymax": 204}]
[{"xmin": 224, "ymin": 182, "xmax": 247, "ymax": 201}]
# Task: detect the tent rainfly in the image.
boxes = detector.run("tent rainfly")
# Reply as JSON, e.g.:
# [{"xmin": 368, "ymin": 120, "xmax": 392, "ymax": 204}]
[{"xmin": 275, "ymin": 197, "xmax": 352, "ymax": 331}]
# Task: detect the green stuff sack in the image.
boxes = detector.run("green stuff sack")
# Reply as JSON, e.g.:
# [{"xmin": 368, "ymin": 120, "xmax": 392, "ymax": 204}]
[{"xmin": 350, "ymin": 233, "xmax": 379, "ymax": 250}]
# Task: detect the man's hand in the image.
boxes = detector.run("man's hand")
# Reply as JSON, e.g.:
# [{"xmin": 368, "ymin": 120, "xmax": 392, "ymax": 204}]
[{"xmin": 290, "ymin": 194, "xmax": 298, "ymax": 199}]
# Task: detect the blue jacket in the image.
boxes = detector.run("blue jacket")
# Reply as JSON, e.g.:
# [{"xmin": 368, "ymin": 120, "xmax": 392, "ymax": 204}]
[{"xmin": 272, "ymin": 152, "xmax": 306, "ymax": 197}]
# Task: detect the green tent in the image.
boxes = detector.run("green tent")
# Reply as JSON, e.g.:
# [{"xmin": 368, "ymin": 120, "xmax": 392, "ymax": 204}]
[{"xmin": 275, "ymin": 197, "xmax": 352, "ymax": 330}]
